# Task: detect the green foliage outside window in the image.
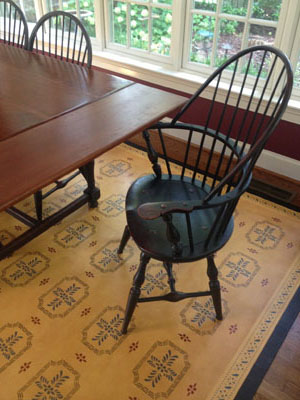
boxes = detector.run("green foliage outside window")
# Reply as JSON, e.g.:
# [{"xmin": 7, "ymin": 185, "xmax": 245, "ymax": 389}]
[{"xmin": 112, "ymin": 2, "xmax": 172, "ymax": 55}]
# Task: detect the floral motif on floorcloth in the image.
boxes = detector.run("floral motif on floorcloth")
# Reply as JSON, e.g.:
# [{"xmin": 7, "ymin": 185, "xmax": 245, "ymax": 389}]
[
  {"xmin": 82, "ymin": 305, "xmax": 127, "ymax": 355},
  {"xmin": 38, "ymin": 276, "xmax": 89, "ymax": 318},
  {"xmin": 140, "ymin": 263, "xmax": 176, "ymax": 298},
  {"xmin": 96, "ymin": 194, "xmax": 125, "ymax": 217},
  {"xmin": 1, "ymin": 252, "xmax": 50, "ymax": 287},
  {"xmin": 0, "ymin": 322, "xmax": 32, "ymax": 373},
  {"xmin": 90, "ymin": 240, "xmax": 134, "ymax": 273},
  {"xmin": 0, "ymin": 230, "xmax": 15, "ymax": 246},
  {"xmin": 54, "ymin": 220, "xmax": 95, "ymax": 248},
  {"xmin": 64, "ymin": 179, "xmax": 87, "ymax": 200},
  {"xmin": 133, "ymin": 340, "xmax": 190, "ymax": 399},
  {"xmin": 219, "ymin": 252, "xmax": 260, "ymax": 287},
  {"xmin": 100, "ymin": 160, "xmax": 131, "ymax": 177},
  {"xmin": 27, "ymin": 201, "xmax": 61, "ymax": 219},
  {"xmin": 17, "ymin": 360, "xmax": 80, "ymax": 400},
  {"xmin": 180, "ymin": 298, "xmax": 229, "ymax": 335},
  {"xmin": 246, "ymin": 221, "xmax": 284, "ymax": 249}
]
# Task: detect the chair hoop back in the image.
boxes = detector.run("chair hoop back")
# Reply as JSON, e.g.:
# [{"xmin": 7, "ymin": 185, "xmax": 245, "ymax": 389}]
[
  {"xmin": 0, "ymin": 0, "xmax": 29, "ymax": 48},
  {"xmin": 148, "ymin": 46, "xmax": 293, "ymax": 204},
  {"xmin": 28, "ymin": 10, "xmax": 92, "ymax": 67}
]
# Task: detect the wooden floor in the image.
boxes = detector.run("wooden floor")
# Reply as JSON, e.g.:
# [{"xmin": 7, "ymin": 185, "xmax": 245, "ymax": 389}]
[{"xmin": 254, "ymin": 313, "xmax": 300, "ymax": 400}]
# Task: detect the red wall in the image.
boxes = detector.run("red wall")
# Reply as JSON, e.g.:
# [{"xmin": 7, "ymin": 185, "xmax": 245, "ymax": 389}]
[{"xmin": 94, "ymin": 66, "xmax": 300, "ymax": 161}]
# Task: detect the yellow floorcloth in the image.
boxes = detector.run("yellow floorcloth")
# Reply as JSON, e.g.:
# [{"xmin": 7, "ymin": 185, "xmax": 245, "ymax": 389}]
[{"xmin": 0, "ymin": 144, "xmax": 299, "ymax": 400}]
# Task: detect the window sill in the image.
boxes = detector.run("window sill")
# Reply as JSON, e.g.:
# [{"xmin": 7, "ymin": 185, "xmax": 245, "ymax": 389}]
[{"xmin": 92, "ymin": 49, "xmax": 300, "ymax": 125}]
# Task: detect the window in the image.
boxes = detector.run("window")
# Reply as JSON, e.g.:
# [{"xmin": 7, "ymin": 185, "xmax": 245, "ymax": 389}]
[{"xmin": 15, "ymin": 1, "xmax": 300, "ymax": 101}]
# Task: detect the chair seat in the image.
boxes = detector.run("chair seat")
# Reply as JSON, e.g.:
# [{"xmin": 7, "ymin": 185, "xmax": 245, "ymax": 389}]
[{"xmin": 126, "ymin": 174, "xmax": 234, "ymax": 262}]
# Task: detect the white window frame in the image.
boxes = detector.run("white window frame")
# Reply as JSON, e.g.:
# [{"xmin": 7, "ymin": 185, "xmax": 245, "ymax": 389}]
[{"xmin": 19, "ymin": 0, "xmax": 300, "ymax": 122}]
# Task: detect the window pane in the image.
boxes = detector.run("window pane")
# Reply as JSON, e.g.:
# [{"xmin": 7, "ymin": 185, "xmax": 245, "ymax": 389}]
[
  {"xmin": 294, "ymin": 53, "xmax": 300, "ymax": 88},
  {"xmin": 242, "ymin": 49, "xmax": 272, "ymax": 78},
  {"xmin": 151, "ymin": 7, "xmax": 172, "ymax": 55},
  {"xmin": 221, "ymin": 0, "xmax": 248, "ymax": 17},
  {"xmin": 79, "ymin": 0, "xmax": 95, "ymax": 37},
  {"xmin": 46, "ymin": 0, "xmax": 59, "ymax": 11},
  {"xmin": 216, "ymin": 19, "xmax": 244, "ymax": 66},
  {"xmin": 193, "ymin": 0, "xmax": 217, "ymax": 12},
  {"xmin": 248, "ymin": 24, "xmax": 276, "ymax": 47},
  {"xmin": 46, "ymin": 0, "xmax": 95, "ymax": 36},
  {"xmin": 16, "ymin": 0, "xmax": 37, "ymax": 22},
  {"xmin": 190, "ymin": 14, "xmax": 215, "ymax": 64},
  {"xmin": 130, "ymin": 4, "xmax": 148, "ymax": 50},
  {"xmin": 153, "ymin": 0, "xmax": 173, "ymax": 4},
  {"xmin": 251, "ymin": 0, "xmax": 282, "ymax": 22},
  {"xmin": 111, "ymin": 1, "xmax": 127, "ymax": 46}
]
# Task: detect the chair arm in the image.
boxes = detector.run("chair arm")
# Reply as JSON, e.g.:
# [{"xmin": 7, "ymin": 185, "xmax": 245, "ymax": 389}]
[
  {"xmin": 138, "ymin": 201, "xmax": 196, "ymax": 220},
  {"xmin": 137, "ymin": 191, "xmax": 239, "ymax": 220}
]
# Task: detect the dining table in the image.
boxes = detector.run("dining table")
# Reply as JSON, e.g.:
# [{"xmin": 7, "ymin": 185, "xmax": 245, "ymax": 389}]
[{"xmin": 0, "ymin": 44, "xmax": 187, "ymax": 260}]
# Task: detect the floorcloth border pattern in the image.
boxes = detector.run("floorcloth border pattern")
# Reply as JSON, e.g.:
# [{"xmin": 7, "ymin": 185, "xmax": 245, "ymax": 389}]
[
  {"xmin": 235, "ymin": 286, "xmax": 300, "ymax": 399},
  {"xmin": 209, "ymin": 253, "xmax": 300, "ymax": 399}
]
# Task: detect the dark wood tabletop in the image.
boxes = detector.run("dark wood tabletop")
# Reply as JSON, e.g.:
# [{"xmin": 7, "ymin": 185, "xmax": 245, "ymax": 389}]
[
  {"xmin": 0, "ymin": 44, "xmax": 133, "ymax": 141},
  {"xmin": 0, "ymin": 44, "xmax": 187, "ymax": 212}
]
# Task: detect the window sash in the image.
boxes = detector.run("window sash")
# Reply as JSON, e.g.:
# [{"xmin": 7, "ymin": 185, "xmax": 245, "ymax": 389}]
[
  {"xmin": 103, "ymin": 0, "xmax": 176, "ymax": 65},
  {"xmin": 24, "ymin": 0, "xmax": 300, "ymax": 101}
]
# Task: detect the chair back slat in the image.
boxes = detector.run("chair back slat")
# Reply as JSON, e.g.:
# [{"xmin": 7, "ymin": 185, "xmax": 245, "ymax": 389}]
[
  {"xmin": 181, "ymin": 128, "xmax": 193, "ymax": 179},
  {"xmin": 0, "ymin": 0, "xmax": 28, "ymax": 48},
  {"xmin": 158, "ymin": 128, "xmax": 172, "ymax": 177},
  {"xmin": 185, "ymin": 213, "xmax": 194, "ymax": 252},
  {"xmin": 205, "ymin": 72, "xmax": 222, "ymax": 131},
  {"xmin": 28, "ymin": 10, "xmax": 92, "ymax": 68}
]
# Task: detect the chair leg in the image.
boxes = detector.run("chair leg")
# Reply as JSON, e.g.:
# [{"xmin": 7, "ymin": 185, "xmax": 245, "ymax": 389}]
[
  {"xmin": 122, "ymin": 252, "xmax": 150, "ymax": 334},
  {"xmin": 118, "ymin": 225, "xmax": 131, "ymax": 254},
  {"xmin": 207, "ymin": 255, "xmax": 222, "ymax": 320},
  {"xmin": 163, "ymin": 262, "xmax": 176, "ymax": 292},
  {"xmin": 34, "ymin": 190, "xmax": 43, "ymax": 221}
]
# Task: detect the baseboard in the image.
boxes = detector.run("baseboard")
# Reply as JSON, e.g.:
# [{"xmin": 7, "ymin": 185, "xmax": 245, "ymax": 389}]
[{"xmin": 127, "ymin": 131, "xmax": 300, "ymax": 211}]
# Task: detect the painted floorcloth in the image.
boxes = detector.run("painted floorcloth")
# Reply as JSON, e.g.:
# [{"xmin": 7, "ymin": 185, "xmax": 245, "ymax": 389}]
[{"xmin": 0, "ymin": 144, "xmax": 299, "ymax": 400}]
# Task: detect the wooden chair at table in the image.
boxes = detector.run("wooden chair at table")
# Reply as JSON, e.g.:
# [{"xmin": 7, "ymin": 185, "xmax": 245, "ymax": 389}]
[
  {"xmin": 28, "ymin": 11, "xmax": 94, "ymax": 221},
  {"xmin": 0, "ymin": 0, "xmax": 28, "ymax": 48},
  {"xmin": 117, "ymin": 45, "xmax": 293, "ymax": 334}
]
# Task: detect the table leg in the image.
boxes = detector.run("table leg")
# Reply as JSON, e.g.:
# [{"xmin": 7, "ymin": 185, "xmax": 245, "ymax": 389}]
[
  {"xmin": 1, "ymin": 161, "xmax": 101, "ymax": 260},
  {"xmin": 79, "ymin": 160, "xmax": 100, "ymax": 208}
]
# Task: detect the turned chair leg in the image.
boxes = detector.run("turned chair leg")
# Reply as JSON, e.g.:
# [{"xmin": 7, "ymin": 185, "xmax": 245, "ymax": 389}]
[
  {"xmin": 207, "ymin": 255, "xmax": 222, "ymax": 320},
  {"xmin": 118, "ymin": 225, "xmax": 131, "ymax": 254},
  {"xmin": 122, "ymin": 252, "xmax": 150, "ymax": 334}
]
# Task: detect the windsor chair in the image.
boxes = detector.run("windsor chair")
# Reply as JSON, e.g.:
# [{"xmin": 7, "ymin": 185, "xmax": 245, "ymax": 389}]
[
  {"xmin": 0, "ymin": 0, "xmax": 28, "ymax": 48},
  {"xmin": 28, "ymin": 10, "xmax": 93, "ymax": 221},
  {"xmin": 28, "ymin": 10, "xmax": 92, "ymax": 66},
  {"xmin": 118, "ymin": 45, "xmax": 293, "ymax": 334}
]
